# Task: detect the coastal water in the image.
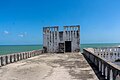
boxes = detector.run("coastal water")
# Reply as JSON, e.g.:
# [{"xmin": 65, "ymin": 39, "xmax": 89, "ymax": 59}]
[
  {"xmin": 0, "ymin": 43, "xmax": 120, "ymax": 55},
  {"xmin": 0, "ymin": 45, "xmax": 42, "ymax": 55}
]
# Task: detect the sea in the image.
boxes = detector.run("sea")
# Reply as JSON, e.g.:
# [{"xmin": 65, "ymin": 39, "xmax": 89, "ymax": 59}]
[
  {"xmin": 0, "ymin": 45, "xmax": 42, "ymax": 55},
  {"xmin": 0, "ymin": 43, "xmax": 120, "ymax": 55}
]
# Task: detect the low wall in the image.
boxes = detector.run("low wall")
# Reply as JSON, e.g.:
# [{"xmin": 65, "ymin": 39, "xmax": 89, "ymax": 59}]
[
  {"xmin": 83, "ymin": 48, "xmax": 120, "ymax": 80},
  {"xmin": 0, "ymin": 49, "xmax": 43, "ymax": 67}
]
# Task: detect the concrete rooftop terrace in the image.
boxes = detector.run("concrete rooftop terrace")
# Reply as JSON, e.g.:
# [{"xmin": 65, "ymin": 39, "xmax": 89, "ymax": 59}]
[{"xmin": 0, "ymin": 53, "xmax": 98, "ymax": 80}]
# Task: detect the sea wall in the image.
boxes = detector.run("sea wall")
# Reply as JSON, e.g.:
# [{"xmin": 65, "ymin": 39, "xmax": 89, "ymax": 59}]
[
  {"xmin": 0, "ymin": 49, "xmax": 43, "ymax": 67},
  {"xmin": 83, "ymin": 48, "xmax": 120, "ymax": 80}
]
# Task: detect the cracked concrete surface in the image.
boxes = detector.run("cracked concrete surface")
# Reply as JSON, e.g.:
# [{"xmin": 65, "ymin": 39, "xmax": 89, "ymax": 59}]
[{"xmin": 0, "ymin": 53, "xmax": 98, "ymax": 80}]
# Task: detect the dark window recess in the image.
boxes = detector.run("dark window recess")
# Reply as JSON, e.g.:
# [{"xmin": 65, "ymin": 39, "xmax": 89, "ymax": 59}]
[
  {"xmin": 59, "ymin": 43, "xmax": 64, "ymax": 53},
  {"xmin": 65, "ymin": 41, "xmax": 71, "ymax": 52}
]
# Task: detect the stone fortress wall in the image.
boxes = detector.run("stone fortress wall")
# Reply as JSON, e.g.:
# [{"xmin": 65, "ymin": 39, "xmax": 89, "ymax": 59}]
[{"xmin": 94, "ymin": 47, "xmax": 120, "ymax": 62}]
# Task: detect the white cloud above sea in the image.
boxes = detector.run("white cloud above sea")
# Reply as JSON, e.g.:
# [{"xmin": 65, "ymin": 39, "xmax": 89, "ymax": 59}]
[{"xmin": 3, "ymin": 30, "xmax": 28, "ymax": 38}]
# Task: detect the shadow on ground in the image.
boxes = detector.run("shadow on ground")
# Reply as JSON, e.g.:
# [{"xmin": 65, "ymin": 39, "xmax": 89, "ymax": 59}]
[{"xmin": 82, "ymin": 53, "xmax": 106, "ymax": 80}]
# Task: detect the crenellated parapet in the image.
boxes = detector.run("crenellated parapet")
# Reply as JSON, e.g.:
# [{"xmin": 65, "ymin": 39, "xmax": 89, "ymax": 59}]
[
  {"xmin": 83, "ymin": 48, "xmax": 120, "ymax": 80},
  {"xmin": 0, "ymin": 49, "xmax": 43, "ymax": 67}
]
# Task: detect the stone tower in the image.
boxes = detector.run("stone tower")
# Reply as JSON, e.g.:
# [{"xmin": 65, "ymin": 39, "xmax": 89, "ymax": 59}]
[{"xmin": 43, "ymin": 25, "xmax": 80, "ymax": 53}]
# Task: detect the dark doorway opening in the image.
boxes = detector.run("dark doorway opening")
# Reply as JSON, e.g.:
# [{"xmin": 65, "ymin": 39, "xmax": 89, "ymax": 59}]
[{"xmin": 65, "ymin": 41, "xmax": 71, "ymax": 52}]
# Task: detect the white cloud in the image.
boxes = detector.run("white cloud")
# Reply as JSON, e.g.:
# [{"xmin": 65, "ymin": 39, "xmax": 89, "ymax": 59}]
[
  {"xmin": 18, "ymin": 32, "xmax": 27, "ymax": 38},
  {"xmin": 18, "ymin": 34, "xmax": 24, "ymax": 37},
  {"xmin": 4, "ymin": 30, "xmax": 9, "ymax": 34}
]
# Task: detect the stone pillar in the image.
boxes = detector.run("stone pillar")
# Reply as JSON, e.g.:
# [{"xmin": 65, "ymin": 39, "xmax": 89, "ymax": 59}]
[
  {"xmin": 107, "ymin": 66, "xmax": 110, "ymax": 80},
  {"xmin": 14, "ymin": 54, "xmax": 17, "ymax": 62},
  {"xmin": 103, "ymin": 63, "xmax": 106, "ymax": 77},
  {"xmin": 70, "ymin": 27, "xmax": 71, "ymax": 41},
  {"xmin": 1, "ymin": 56, "xmax": 5, "ymax": 66},
  {"xmin": 1, "ymin": 56, "xmax": 3, "ymax": 66},
  {"xmin": 110, "ymin": 69, "xmax": 113, "ymax": 80},
  {"xmin": 113, "ymin": 69, "xmax": 118, "ymax": 80},
  {"xmin": 28, "ymin": 52, "xmax": 30, "ymax": 58},
  {"xmin": 30, "ymin": 52, "xmax": 31, "ymax": 57},
  {"xmin": 0, "ymin": 56, "xmax": 1, "ymax": 66},
  {"xmin": 48, "ymin": 27, "xmax": 51, "ymax": 52},
  {"xmin": 92, "ymin": 55, "xmax": 95, "ymax": 63},
  {"xmin": 102, "ymin": 63, "xmax": 104, "ymax": 75},
  {"xmin": 100, "ymin": 61, "xmax": 102, "ymax": 74},
  {"xmin": 53, "ymin": 28, "xmax": 55, "ymax": 52},
  {"xmin": 17, "ymin": 54, "xmax": 20, "ymax": 61},
  {"xmin": 99, "ymin": 60, "xmax": 101, "ymax": 72},
  {"xmin": 10, "ymin": 55, "xmax": 13, "ymax": 63},
  {"xmin": 96, "ymin": 58, "xmax": 99, "ymax": 70},
  {"xmin": 105, "ymin": 66, "xmax": 108, "ymax": 79},
  {"xmin": 5, "ymin": 56, "xmax": 8, "ymax": 64},
  {"xmin": 23, "ymin": 53, "xmax": 25, "ymax": 59}
]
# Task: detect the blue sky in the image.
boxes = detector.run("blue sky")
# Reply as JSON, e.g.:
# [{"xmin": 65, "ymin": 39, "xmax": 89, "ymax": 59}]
[{"xmin": 0, "ymin": 0, "xmax": 120, "ymax": 45}]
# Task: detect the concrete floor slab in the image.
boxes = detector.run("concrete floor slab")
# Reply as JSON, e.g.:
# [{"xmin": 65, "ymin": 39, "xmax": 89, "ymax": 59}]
[{"xmin": 0, "ymin": 53, "xmax": 98, "ymax": 80}]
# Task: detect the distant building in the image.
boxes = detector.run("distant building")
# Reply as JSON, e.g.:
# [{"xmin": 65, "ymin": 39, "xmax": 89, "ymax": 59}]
[{"xmin": 43, "ymin": 25, "xmax": 80, "ymax": 53}]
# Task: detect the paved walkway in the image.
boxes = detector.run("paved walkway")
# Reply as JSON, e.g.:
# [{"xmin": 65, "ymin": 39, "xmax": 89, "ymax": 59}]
[{"xmin": 0, "ymin": 53, "xmax": 98, "ymax": 80}]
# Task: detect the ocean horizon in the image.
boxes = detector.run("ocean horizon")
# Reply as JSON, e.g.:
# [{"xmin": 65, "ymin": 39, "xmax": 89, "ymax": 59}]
[{"xmin": 0, "ymin": 43, "xmax": 120, "ymax": 55}]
